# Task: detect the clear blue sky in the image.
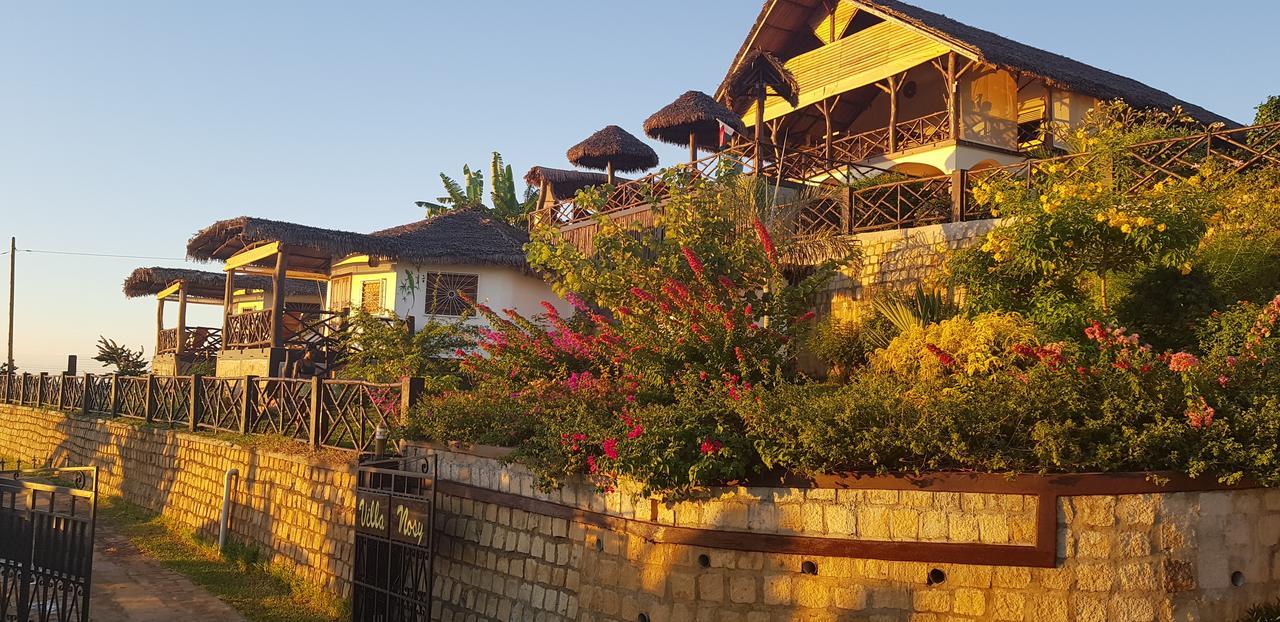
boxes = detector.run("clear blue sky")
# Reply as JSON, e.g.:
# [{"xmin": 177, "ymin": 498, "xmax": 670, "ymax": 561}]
[{"xmin": 1, "ymin": 1, "xmax": 1273, "ymax": 373}]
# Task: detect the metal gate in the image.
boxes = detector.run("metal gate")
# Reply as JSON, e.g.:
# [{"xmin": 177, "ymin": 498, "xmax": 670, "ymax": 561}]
[
  {"xmin": 0, "ymin": 465, "xmax": 97, "ymax": 622},
  {"xmin": 351, "ymin": 456, "xmax": 436, "ymax": 622}
]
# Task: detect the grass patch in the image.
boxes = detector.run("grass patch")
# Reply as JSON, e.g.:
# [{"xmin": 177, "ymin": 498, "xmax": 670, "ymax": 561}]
[{"xmin": 98, "ymin": 496, "xmax": 346, "ymax": 622}]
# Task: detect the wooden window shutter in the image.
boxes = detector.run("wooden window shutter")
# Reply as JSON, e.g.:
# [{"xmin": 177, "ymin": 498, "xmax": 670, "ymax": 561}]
[
  {"xmin": 360, "ymin": 280, "xmax": 384, "ymax": 313},
  {"xmin": 330, "ymin": 275, "xmax": 352, "ymax": 311}
]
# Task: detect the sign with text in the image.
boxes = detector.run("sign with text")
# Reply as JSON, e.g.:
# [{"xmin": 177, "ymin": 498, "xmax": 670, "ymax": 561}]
[
  {"xmin": 355, "ymin": 490, "xmax": 390, "ymax": 537},
  {"xmin": 390, "ymin": 497, "xmax": 431, "ymax": 546}
]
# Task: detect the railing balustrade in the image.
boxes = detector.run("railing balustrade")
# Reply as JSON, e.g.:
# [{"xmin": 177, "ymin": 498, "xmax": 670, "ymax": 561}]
[
  {"xmin": 535, "ymin": 120, "xmax": 1280, "ymax": 249},
  {"xmin": 225, "ymin": 309, "xmax": 272, "ymax": 348},
  {"xmin": 0, "ymin": 371, "xmax": 423, "ymax": 453}
]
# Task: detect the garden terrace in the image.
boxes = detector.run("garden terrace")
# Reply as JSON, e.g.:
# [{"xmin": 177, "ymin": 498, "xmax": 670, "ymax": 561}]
[{"xmin": 535, "ymin": 120, "xmax": 1280, "ymax": 253}]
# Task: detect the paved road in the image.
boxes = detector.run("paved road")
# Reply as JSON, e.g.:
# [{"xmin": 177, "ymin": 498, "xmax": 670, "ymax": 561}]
[{"xmin": 90, "ymin": 526, "xmax": 246, "ymax": 622}]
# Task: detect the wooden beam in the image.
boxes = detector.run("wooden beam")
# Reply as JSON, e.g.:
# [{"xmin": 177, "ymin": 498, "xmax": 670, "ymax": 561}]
[
  {"xmin": 155, "ymin": 281, "xmax": 182, "ymax": 301},
  {"xmin": 224, "ymin": 241, "xmax": 280, "ymax": 272},
  {"xmin": 947, "ymin": 52, "xmax": 959, "ymax": 143},
  {"xmin": 1045, "ymin": 84, "xmax": 1056, "ymax": 151},
  {"xmin": 267, "ymin": 250, "xmax": 288, "ymax": 349},
  {"xmin": 221, "ymin": 269, "xmax": 234, "ymax": 352},
  {"xmin": 232, "ymin": 266, "xmax": 330, "ymax": 282},
  {"xmin": 155, "ymin": 298, "xmax": 165, "ymax": 355},
  {"xmin": 175, "ymin": 283, "xmax": 187, "ymax": 360}
]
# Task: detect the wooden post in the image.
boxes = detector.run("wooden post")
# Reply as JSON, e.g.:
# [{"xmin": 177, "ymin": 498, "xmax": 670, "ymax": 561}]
[
  {"xmin": 1044, "ymin": 85, "xmax": 1055, "ymax": 151},
  {"xmin": 887, "ymin": 75, "xmax": 899, "ymax": 154},
  {"xmin": 268, "ymin": 250, "xmax": 288, "ymax": 349},
  {"xmin": 155, "ymin": 298, "xmax": 165, "ymax": 356},
  {"xmin": 400, "ymin": 376, "xmax": 425, "ymax": 421},
  {"xmin": 174, "ymin": 282, "xmax": 188, "ymax": 362},
  {"xmin": 240, "ymin": 375, "xmax": 256, "ymax": 435},
  {"xmin": 947, "ymin": 52, "xmax": 960, "ymax": 142},
  {"xmin": 55, "ymin": 370, "xmax": 64, "ymax": 410},
  {"xmin": 221, "ymin": 269, "xmax": 235, "ymax": 352},
  {"xmin": 109, "ymin": 374, "xmax": 121, "ymax": 416},
  {"xmin": 951, "ymin": 169, "xmax": 969, "ymax": 222},
  {"xmin": 80, "ymin": 373, "xmax": 91, "ymax": 418},
  {"xmin": 820, "ymin": 98, "xmax": 835, "ymax": 160},
  {"xmin": 65, "ymin": 355, "xmax": 76, "ymax": 376},
  {"xmin": 6, "ymin": 236, "xmax": 14, "ymax": 374},
  {"xmin": 37, "ymin": 372, "xmax": 47, "ymax": 406},
  {"xmin": 144, "ymin": 374, "xmax": 156, "ymax": 423},
  {"xmin": 689, "ymin": 129, "xmax": 698, "ymax": 164},
  {"xmin": 188, "ymin": 375, "xmax": 201, "ymax": 432},
  {"xmin": 308, "ymin": 375, "xmax": 322, "ymax": 448},
  {"xmin": 754, "ymin": 85, "xmax": 766, "ymax": 173},
  {"xmin": 605, "ymin": 161, "xmax": 614, "ymax": 185}
]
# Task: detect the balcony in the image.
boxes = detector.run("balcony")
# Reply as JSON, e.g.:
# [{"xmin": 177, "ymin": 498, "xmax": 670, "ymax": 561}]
[
  {"xmin": 157, "ymin": 326, "xmax": 222, "ymax": 357},
  {"xmin": 534, "ymin": 120, "xmax": 1280, "ymax": 253},
  {"xmin": 224, "ymin": 307, "xmax": 345, "ymax": 353}
]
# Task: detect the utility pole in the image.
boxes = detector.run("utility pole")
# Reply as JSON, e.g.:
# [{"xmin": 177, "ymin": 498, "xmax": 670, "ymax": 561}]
[{"xmin": 7, "ymin": 236, "xmax": 14, "ymax": 373}]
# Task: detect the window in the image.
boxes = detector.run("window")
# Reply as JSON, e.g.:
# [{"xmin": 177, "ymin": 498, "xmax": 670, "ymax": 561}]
[
  {"xmin": 329, "ymin": 275, "xmax": 352, "ymax": 311},
  {"xmin": 360, "ymin": 280, "xmax": 384, "ymax": 313},
  {"xmin": 422, "ymin": 273, "xmax": 478, "ymax": 317}
]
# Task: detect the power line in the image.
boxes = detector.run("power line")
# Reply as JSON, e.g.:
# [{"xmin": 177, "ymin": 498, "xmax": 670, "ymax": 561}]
[{"xmin": 17, "ymin": 248, "xmax": 188, "ymax": 261}]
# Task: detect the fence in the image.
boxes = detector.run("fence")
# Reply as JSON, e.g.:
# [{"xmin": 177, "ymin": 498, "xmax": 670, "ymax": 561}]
[{"xmin": 0, "ymin": 372, "xmax": 421, "ymax": 453}]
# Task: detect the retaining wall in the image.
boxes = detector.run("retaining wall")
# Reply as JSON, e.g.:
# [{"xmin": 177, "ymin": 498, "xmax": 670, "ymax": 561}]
[{"xmin": 4, "ymin": 404, "xmax": 1280, "ymax": 621}]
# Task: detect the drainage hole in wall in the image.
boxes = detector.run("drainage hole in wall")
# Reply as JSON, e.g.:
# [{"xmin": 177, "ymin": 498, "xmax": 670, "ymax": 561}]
[
  {"xmin": 1231, "ymin": 571, "xmax": 1244, "ymax": 587},
  {"xmin": 595, "ymin": 536, "xmax": 604, "ymax": 552},
  {"xmin": 927, "ymin": 568, "xmax": 947, "ymax": 586},
  {"xmin": 801, "ymin": 560, "xmax": 818, "ymax": 575},
  {"xmin": 697, "ymin": 554, "xmax": 711, "ymax": 568},
  {"xmin": 638, "ymin": 614, "xmax": 650, "ymax": 622}
]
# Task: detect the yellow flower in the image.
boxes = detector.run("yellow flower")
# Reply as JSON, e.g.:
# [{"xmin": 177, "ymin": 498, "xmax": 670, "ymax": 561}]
[
  {"xmin": 1120, "ymin": 224, "xmax": 1132, "ymax": 234},
  {"xmin": 1095, "ymin": 213, "xmax": 1107, "ymax": 223},
  {"xmin": 1187, "ymin": 176, "xmax": 1202, "ymax": 186},
  {"xmin": 1179, "ymin": 262, "xmax": 1193, "ymax": 275},
  {"xmin": 1157, "ymin": 223, "xmax": 1167, "ymax": 232}
]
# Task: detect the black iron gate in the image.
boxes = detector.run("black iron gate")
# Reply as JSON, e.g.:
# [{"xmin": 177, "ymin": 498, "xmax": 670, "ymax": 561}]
[
  {"xmin": 0, "ymin": 465, "xmax": 97, "ymax": 622},
  {"xmin": 352, "ymin": 456, "xmax": 436, "ymax": 622}
]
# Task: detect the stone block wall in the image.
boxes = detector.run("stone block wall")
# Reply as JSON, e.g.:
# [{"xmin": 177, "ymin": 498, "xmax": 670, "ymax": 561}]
[
  {"xmin": 0, "ymin": 404, "xmax": 357, "ymax": 596},
  {"xmin": 4, "ymin": 405, "xmax": 1280, "ymax": 620}
]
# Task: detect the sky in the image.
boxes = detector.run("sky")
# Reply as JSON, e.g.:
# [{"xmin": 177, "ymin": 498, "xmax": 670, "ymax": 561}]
[{"xmin": 1, "ymin": 1, "xmax": 1274, "ymax": 374}]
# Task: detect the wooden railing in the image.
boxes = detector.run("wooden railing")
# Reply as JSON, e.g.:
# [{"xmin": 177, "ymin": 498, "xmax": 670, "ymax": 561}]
[
  {"xmin": 157, "ymin": 326, "xmax": 222, "ymax": 356},
  {"xmin": 537, "ymin": 120, "xmax": 1280, "ymax": 247},
  {"xmin": 0, "ymin": 371, "xmax": 424, "ymax": 453},
  {"xmin": 225, "ymin": 309, "xmax": 272, "ymax": 348}
]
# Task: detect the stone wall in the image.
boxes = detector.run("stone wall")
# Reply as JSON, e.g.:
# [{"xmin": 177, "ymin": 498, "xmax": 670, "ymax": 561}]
[
  {"xmin": 412, "ymin": 444, "xmax": 1280, "ymax": 622},
  {"xmin": 4, "ymin": 405, "xmax": 1280, "ymax": 621},
  {"xmin": 0, "ymin": 404, "xmax": 356, "ymax": 596}
]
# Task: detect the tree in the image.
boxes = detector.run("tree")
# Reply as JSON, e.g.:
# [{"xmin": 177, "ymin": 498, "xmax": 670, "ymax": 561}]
[
  {"xmin": 1256, "ymin": 95, "xmax": 1280, "ymax": 126},
  {"xmin": 93, "ymin": 337, "xmax": 148, "ymax": 375},
  {"xmin": 415, "ymin": 152, "xmax": 539, "ymax": 225},
  {"xmin": 335, "ymin": 311, "xmax": 472, "ymax": 387}
]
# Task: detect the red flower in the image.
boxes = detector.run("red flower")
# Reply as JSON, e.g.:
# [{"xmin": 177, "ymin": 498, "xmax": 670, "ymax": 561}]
[
  {"xmin": 924, "ymin": 343, "xmax": 956, "ymax": 368},
  {"xmin": 699, "ymin": 438, "xmax": 723, "ymax": 455},
  {"xmin": 795, "ymin": 310, "xmax": 816, "ymax": 323},
  {"xmin": 630, "ymin": 287, "xmax": 655, "ymax": 302},
  {"xmin": 626, "ymin": 424, "xmax": 643, "ymax": 440},
  {"xmin": 1186, "ymin": 397, "xmax": 1215, "ymax": 429},
  {"xmin": 587, "ymin": 455, "xmax": 598, "ymax": 473},
  {"xmin": 753, "ymin": 217, "xmax": 778, "ymax": 265},
  {"xmin": 601, "ymin": 438, "xmax": 619, "ymax": 459},
  {"xmin": 681, "ymin": 247, "xmax": 706, "ymax": 280},
  {"xmin": 1167, "ymin": 352, "xmax": 1200, "ymax": 373},
  {"xmin": 717, "ymin": 275, "xmax": 736, "ymax": 291}
]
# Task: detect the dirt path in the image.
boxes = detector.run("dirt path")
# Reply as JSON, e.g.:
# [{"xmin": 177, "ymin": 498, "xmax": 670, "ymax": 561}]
[{"xmin": 90, "ymin": 525, "xmax": 246, "ymax": 622}]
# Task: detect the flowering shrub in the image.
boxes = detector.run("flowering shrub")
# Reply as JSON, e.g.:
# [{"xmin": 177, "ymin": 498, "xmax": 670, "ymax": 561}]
[
  {"xmin": 409, "ymin": 172, "xmax": 855, "ymax": 496},
  {"xmin": 869, "ymin": 313, "xmax": 1040, "ymax": 382}
]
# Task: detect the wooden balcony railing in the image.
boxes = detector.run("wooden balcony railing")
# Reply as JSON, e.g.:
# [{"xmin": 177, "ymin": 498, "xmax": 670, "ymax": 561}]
[
  {"xmin": 538, "ymin": 120, "xmax": 1280, "ymax": 251},
  {"xmin": 158, "ymin": 326, "xmax": 222, "ymax": 356},
  {"xmin": 827, "ymin": 110, "xmax": 952, "ymax": 163},
  {"xmin": 225, "ymin": 309, "xmax": 272, "ymax": 348}
]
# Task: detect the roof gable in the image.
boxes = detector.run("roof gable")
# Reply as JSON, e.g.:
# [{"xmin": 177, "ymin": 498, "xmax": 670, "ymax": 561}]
[{"xmin": 719, "ymin": 0, "xmax": 1237, "ymax": 127}]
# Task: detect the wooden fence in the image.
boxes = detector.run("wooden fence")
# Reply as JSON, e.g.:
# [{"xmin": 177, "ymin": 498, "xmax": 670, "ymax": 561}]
[{"xmin": 0, "ymin": 372, "xmax": 421, "ymax": 453}]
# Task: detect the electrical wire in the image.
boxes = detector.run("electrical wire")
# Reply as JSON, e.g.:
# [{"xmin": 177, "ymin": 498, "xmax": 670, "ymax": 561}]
[{"xmin": 16, "ymin": 248, "xmax": 188, "ymax": 261}]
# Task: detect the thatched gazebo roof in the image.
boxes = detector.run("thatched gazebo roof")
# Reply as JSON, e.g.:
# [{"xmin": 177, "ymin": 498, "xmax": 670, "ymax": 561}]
[
  {"xmin": 123, "ymin": 267, "xmax": 319, "ymax": 301},
  {"xmin": 644, "ymin": 90, "xmax": 747, "ymax": 154},
  {"xmin": 524, "ymin": 166, "xmax": 625, "ymax": 200},
  {"xmin": 722, "ymin": 49, "xmax": 798, "ymax": 109},
  {"xmin": 566, "ymin": 125, "xmax": 659, "ymax": 174},
  {"xmin": 187, "ymin": 216, "xmax": 378, "ymax": 263},
  {"xmin": 187, "ymin": 208, "xmax": 534, "ymax": 273}
]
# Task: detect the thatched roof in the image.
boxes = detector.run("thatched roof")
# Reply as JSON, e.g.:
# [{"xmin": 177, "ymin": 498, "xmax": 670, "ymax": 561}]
[
  {"xmin": 643, "ymin": 90, "xmax": 748, "ymax": 151},
  {"xmin": 367, "ymin": 207, "xmax": 531, "ymax": 270},
  {"xmin": 524, "ymin": 166, "xmax": 627, "ymax": 200},
  {"xmin": 566, "ymin": 125, "xmax": 660, "ymax": 173},
  {"xmin": 187, "ymin": 216, "xmax": 377, "ymax": 262},
  {"xmin": 718, "ymin": 0, "xmax": 1236, "ymax": 126},
  {"xmin": 188, "ymin": 208, "xmax": 534, "ymax": 272},
  {"xmin": 722, "ymin": 50, "xmax": 799, "ymax": 109},
  {"xmin": 123, "ymin": 267, "xmax": 320, "ymax": 300}
]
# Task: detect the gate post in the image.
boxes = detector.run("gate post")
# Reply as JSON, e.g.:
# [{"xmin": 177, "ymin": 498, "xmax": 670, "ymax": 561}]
[
  {"xmin": 144, "ymin": 374, "xmax": 157, "ymax": 423},
  {"xmin": 400, "ymin": 377, "xmax": 424, "ymax": 423},
  {"xmin": 20, "ymin": 372, "xmax": 30, "ymax": 404},
  {"xmin": 38, "ymin": 372, "xmax": 48, "ymax": 406},
  {"xmin": 240, "ymin": 375, "xmax": 256, "ymax": 435},
  {"xmin": 308, "ymin": 376, "xmax": 323, "ymax": 449},
  {"xmin": 189, "ymin": 376, "xmax": 201, "ymax": 432}
]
